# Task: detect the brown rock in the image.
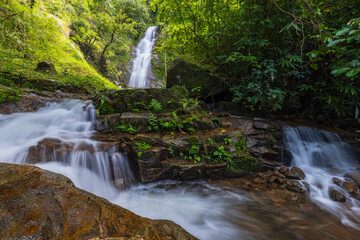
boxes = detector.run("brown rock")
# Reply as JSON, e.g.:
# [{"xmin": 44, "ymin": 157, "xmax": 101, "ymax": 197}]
[
  {"xmin": 328, "ymin": 188, "xmax": 347, "ymax": 203},
  {"xmin": 279, "ymin": 166, "xmax": 288, "ymax": 173},
  {"xmin": 344, "ymin": 171, "xmax": 360, "ymax": 188},
  {"xmin": 0, "ymin": 163, "xmax": 196, "ymax": 240},
  {"xmin": 332, "ymin": 177, "xmax": 343, "ymax": 186},
  {"xmin": 285, "ymin": 167, "xmax": 306, "ymax": 180},
  {"xmin": 342, "ymin": 181, "xmax": 359, "ymax": 197}
]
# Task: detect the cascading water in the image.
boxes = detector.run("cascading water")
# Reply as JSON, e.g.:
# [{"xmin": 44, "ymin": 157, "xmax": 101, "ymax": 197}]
[
  {"xmin": 284, "ymin": 126, "xmax": 360, "ymax": 229},
  {"xmin": 128, "ymin": 26, "xmax": 158, "ymax": 88},
  {"xmin": 0, "ymin": 100, "xmax": 135, "ymax": 197},
  {"xmin": 2, "ymin": 101, "xmax": 360, "ymax": 239}
]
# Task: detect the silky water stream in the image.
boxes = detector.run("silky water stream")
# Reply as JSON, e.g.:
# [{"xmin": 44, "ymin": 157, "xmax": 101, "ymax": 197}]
[
  {"xmin": 284, "ymin": 127, "xmax": 360, "ymax": 229},
  {"xmin": 0, "ymin": 100, "xmax": 360, "ymax": 239},
  {"xmin": 128, "ymin": 26, "xmax": 158, "ymax": 88}
]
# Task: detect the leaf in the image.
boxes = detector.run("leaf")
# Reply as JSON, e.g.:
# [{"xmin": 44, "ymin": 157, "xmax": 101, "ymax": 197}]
[
  {"xmin": 346, "ymin": 68, "xmax": 360, "ymax": 78},
  {"xmin": 310, "ymin": 63, "xmax": 318, "ymax": 70},
  {"xmin": 335, "ymin": 28, "xmax": 351, "ymax": 36},
  {"xmin": 327, "ymin": 39, "xmax": 345, "ymax": 47},
  {"xmin": 331, "ymin": 67, "xmax": 351, "ymax": 76}
]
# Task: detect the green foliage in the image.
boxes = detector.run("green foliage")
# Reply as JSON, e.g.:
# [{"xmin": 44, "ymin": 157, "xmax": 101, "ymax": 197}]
[
  {"xmin": 179, "ymin": 98, "xmax": 199, "ymax": 111},
  {"xmin": 135, "ymin": 141, "xmax": 151, "ymax": 157},
  {"xmin": 0, "ymin": 86, "xmax": 21, "ymax": 103},
  {"xmin": 148, "ymin": 99, "xmax": 162, "ymax": 112},
  {"xmin": 147, "ymin": 112, "xmax": 199, "ymax": 133},
  {"xmin": 0, "ymin": 0, "xmax": 151, "ymax": 92},
  {"xmin": 235, "ymin": 136, "xmax": 250, "ymax": 155},
  {"xmin": 182, "ymin": 144, "xmax": 201, "ymax": 163},
  {"xmin": 117, "ymin": 124, "xmax": 139, "ymax": 134},
  {"xmin": 211, "ymin": 118, "xmax": 220, "ymax": 127},
  {"xmin": 154, "ymin": 0, "xmax": 360, "ymax": 121}
]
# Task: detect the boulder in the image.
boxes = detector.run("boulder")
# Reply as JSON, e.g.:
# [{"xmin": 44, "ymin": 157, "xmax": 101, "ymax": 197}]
[
  {"xmin": 166, "ymin": 58, "xmax": 223, "ymax": 99},
  {"xmin": 328, "ymin": 188, "xmax": 347, "ymax": 203},
  {"xmin": 0, "ymin": 163, "xmax": 196, "ymax": 240},
  {"xmin": 34, "ymin": 61, "xmax": 57, "ymax": 74},
  {"xmin": 285, "ymin": 167, "xmax": 306, "ymax": 180}
]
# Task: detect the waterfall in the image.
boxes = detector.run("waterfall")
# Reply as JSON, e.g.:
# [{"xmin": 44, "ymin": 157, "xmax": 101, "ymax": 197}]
[
  {"xmin": 0, "ymin": 100, "xmax": 135, "ymax": 197},
  {"xmin": 284, "ymin": 126, "xmax": 360, "ymax": 229},
  {"xmin": 128, "ymin": 26, "xmax": 158, "ymax": 88}
]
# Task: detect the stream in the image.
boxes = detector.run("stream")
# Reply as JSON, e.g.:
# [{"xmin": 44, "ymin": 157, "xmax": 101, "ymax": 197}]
[{"xmin": 0, "ymin": 100, "xmax": 360, "ymax": 239}]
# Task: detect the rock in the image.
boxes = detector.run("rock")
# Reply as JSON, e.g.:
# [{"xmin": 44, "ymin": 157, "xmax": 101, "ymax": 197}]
[
  {"xmin": 332, "ymin": 177, "xmax": 343, "ymax": 186},
  {"xmin": 0, "ymin": 163, "xmax": 196, "ymax": 240},
  {"xmin": 253, "ymin": 121, "xmax": 276, "ymax": 131},
  {"xmin": 279, "ymin": 166, "xmax": 288, "ymax": 173},
  {"xmin": 166, "ymin": 58, "xmax": 224, "ymax": 99},
  {"xmin": 285, "ymin": 167, "xmax": 306, "ymax": 180},
  {"xmin": 34, "ymin": 61, "xmax": 57, "ymax": 74},
  {"xmin": 286, "ymin": 181, "xmax": 306, "ymax": 193},
  {"xmin": 221, "ymin": 122, "xmax": 232, "ymax": 128},
  {"xmin": 344, "ymin": 171, "xmax": 360, "ymax": 188},
  {"xmin": 328, "ymin": 188, "xmax": 347, "ymax": 203},
  {"xmin": 342, "ymin": 181, "xmax": 359, "ymax": 197}
]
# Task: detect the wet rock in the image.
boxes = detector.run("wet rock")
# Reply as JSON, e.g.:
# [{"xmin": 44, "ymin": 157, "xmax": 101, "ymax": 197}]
[
  {"xmin": 286, "ymin": 181, "xmax": 306, "ymax": 193},
  {"xmin": 279, "ymin": 166, "xmax": 288, "ymax": 173},
  {"xmin": 342, "ymin": 181, "xmax": 359, "ymax": 198},
  {"xmin": 34, "ymin": 61, "xmax": 57, "ymax": 74},
  {"xmin": 332, "ymin": 177, "xmax": 343, "ymax": 186},
  {"xmin": 0, "ymin": 163, "xmax": 195, "ymax": 240},
  {"xmin": 285, "ymin": 167, "xmax": 306, "ymax": 180},
  {"xmin": 344, "ymin": 171, "xmax": 360, "ymax": 188},
  {"xmin": 328, "ymin": 188, "xmax": 347, "ymax": 203}
]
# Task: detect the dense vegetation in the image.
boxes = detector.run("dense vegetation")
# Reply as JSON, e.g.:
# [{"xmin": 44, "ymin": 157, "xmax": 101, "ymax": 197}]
[
  {"xmin": 0, "ymin": 0, "xmax": 150, "ymax": 92},
  {"xmin": 153, "ymin": 0, "xmax": 360, "ymax": 123},
  {"xmin": 1, "ymin": 0, "xmax": 359, "ymax": 124}
]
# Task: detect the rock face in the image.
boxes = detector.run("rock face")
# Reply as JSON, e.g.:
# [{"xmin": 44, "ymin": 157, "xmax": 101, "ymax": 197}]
[{"xmin": 0, "ymin": 163, "xmax": 196, "ymax": 240}]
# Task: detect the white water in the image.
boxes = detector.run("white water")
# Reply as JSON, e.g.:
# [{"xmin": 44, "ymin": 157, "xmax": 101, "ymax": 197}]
[
  {"xmin": 0, "ymin": 100, "xmax": 256, "ymax": 239},
  {"xmin": 285, "ymin": 127, "xmax": 360, "ymax": 229},
  {"xmin": 2, "ymin": 101, "xmax": 360, "ymax": 239},
  {"xmin": 128, "ymin": 26, "xmax": 158, "ymax": 88},
  {"xmin": 0, "ymin": 100, "xmax": 135, "ymax": 193}
]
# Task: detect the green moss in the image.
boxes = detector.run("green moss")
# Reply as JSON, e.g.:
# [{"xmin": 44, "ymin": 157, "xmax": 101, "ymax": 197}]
[{"xmin": 0, "ymin": 86, "xmax": 22, "ymax": 103}]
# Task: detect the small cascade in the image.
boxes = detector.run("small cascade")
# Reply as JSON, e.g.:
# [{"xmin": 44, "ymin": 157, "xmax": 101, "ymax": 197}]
[
  {"xmin": 0, "ymin": 100, "xmax": 135, "ymax": 195},
  {"xmin": 128, "ymin": 26, "xmax": 158, "ymax": 88},
  {"xmin": 284, "ymin": 126, "xmax": 360, "ymax": 229}
]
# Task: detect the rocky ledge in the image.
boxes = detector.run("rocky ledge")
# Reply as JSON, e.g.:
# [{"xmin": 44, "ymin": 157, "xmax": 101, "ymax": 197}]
[{"xmin": 0, "ymin": 163, "xmax": 196, "ymax": 240}]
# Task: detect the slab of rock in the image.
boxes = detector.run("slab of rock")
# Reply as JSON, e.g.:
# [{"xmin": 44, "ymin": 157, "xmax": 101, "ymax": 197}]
[{"xmin": 0, "ymin": 163, "xmax": 196, "ymax": 240}]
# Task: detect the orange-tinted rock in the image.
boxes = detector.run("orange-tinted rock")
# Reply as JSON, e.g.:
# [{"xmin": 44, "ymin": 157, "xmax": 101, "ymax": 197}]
[{"xmin": 0, "ymin": 163, "xmax": 196, "ymax": 240}]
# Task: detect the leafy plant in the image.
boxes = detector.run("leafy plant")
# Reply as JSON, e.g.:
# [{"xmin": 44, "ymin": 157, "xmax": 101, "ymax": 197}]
[{"xmin": 117, "ymin": 124, "xmax": 139, "ymax": 135}]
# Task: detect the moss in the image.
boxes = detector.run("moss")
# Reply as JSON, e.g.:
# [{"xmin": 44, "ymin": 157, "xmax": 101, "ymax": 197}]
[{"xmin": 0, "ymin": 85, "xmax": 22, "ymax": 103}]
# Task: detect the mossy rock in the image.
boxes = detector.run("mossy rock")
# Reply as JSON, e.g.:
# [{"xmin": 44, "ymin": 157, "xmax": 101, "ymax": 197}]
[
  {"xmin": 102, "ymin": 88, "xmax": 186, "ymax": 114},
  {"xmin": 166, "ymin": 58, "xmax": 224, "ymax": 99}
]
